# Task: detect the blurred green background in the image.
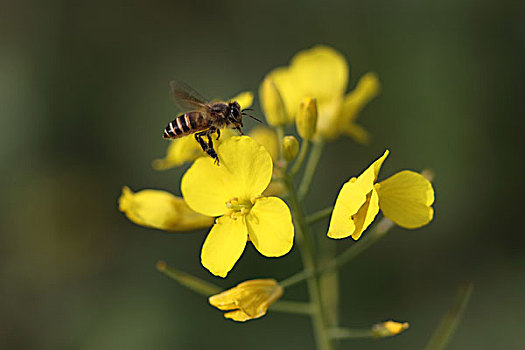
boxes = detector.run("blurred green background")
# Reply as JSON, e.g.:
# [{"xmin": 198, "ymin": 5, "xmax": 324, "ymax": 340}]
[{"xmin": 1, "ymin": 0, "xmax": 523, "ymax": 349}]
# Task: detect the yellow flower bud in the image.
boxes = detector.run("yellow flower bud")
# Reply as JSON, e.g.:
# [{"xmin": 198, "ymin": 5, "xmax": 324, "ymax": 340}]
[
  {"xmin": 209, "ymin": 279, "xmax": 283, "ymax": 322},
  {"xmin": 371, "ymin": 320, "xmax": 410, "ymax": 337},
  {"xmin": 282, "ymin": 135, "xmax": 299, "ymax": 161},
  {"xmin": 259, "ymin": 77, "xmax": 288, "ymax": 126},
  {"xmin": 296, "ymin": 97, "xmax": 318, "ymax": 140}
]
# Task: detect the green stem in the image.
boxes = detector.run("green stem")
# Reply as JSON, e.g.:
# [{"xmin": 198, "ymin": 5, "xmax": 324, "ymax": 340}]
[
  {"xmin": 298, "ymin": 139, "xmax": 325, "ymax": 200},
  {"xmin": 270, "ymin": 300, "xmax": 315, "ymax": 315},
  {"xmin": 156, "ymin": 261, "xmax": 221, "ymax": 296},
  {"xmin": 306, "ymin": 206, "xmax": 334, "ymax": 225},
  {"xmin": 280, "ymin": 268, "xmax": 313, "ymax": 288},
  {"xmin": 291, "ymin": 138, "xmax": 310, "ymax": 176},
  {"xmin": 328, "ymin": 327, "xmax": 375, "ymax": 339},
  {"xmin": 283, "ymin": 174, "xmax": 333, "ymax": 350},
  {"xmin": 279, "ymin": 217, "xmax": 394, "ymax": 288},
  {"xmin": 323, "ymin": 218, "xmax": 393, "ymax": 274},
  {"xmin": 424, "ymin": 282, "xmax": 474, "ymax": 350}
]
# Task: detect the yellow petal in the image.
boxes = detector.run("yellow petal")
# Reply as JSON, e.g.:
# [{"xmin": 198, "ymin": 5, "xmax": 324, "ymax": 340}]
[
  {"xmin": 261, "ymin": 180, "xmax": 287, "ymax": 197},
  {"xmin": 350, "ymin": 188, "xmax": 380, "ymax": 240},
  {"xmin": 357, "ymin": 149, "xmax": 389, "ymax": 187},
  {"xmin": 230, "ymin": 91, "xmax": 254, "ymax": 110},
  {"xmin": 248, "ymin": 126, "xmax": 279, "ymax": 163},
  {"xmin": 152, "ymin": 137, "xmax": 202, "ymax": 170},
  {"xmin": 327, "ymin": 150, "xmax": 388, "ymax": 239},
  {"xmin": 327, "ymin": 179, "xmax": 364, "ymax": 239},
  {"xmin": 246, "ymin": 197, "xmax": 294, "ymax": 257},
  {"xmin": 259, "ymin": 77, "xmax": 289, "ymax": 126},
  {"xmin": 209, "ymin": 279, "xmax": 283, "ymax": 321},
  {"xmin": 376, "ymin": 170, "xmax": 435, "ymax": 229},
  {"xmin": 337, "ymin": 72, "xmax": 380, "ymax": 143},
  {"xmin": 266, "ymin": 46, "xmax": 348, "ymax": 125},
  {"xmin": 343, "ymin": 123, "xmax": 371, "ymax": 145},
  {"xmin": 153, "ymin": 129, "xmax": 236, "ymax": 170},
  {"xmin": 341, "ymin": 72, "xmax": 381, "ymax": 124},
  {"xmin": 181, "ymin": 136, "xmax": 273, "ymax": 217},
  {"xmin": 224, "ymin": 310, "xmax": 252, "ymax": 322},
  {"xmin": 201, "ymin": 215, "xmax": 248, "ymax": 278},
  {"xmin": 289, "ymin": 45, "xmax": 348, "ymax": 105},
  {"xmin": 118, "ymin": 186, "xmax": 213, "ymax": 231}
]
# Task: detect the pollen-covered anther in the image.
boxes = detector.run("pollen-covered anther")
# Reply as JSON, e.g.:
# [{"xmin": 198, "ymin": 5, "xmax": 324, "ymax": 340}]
[
  {"xmin": 226, "ymin": 197, "xmax": 252, "ymax": 213},
  {"xmin": 225, "ymin": 197, "xmax": 239, "ymax": 207}
]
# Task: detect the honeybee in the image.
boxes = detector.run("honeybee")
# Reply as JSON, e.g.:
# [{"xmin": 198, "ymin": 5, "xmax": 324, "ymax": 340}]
[{"xmin": 162, "ymin": 81, "xmax": 260, "ymax": 165}]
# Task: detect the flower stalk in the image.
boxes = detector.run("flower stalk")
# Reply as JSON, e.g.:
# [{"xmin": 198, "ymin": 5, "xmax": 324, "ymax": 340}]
[
  {"xmin": 298, "ymin": 139, "xmax": 325, "ymax": 200},
  {"xmin": 283, "ymin": 172, "xmax": 334, "ymax": 350},
  {"xmin": 279, "ymin": 217, "xmax": 395, "ymax": 289}
]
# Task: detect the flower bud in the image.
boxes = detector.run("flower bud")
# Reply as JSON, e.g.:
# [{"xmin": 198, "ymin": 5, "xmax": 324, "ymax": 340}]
[
  {"xmin": 296, "ymin": 97, "xmax": 318, "ymax": 140},
  {"xmin": 209, "ymin": 279, "xmax": 283, "ymax": 322},
  {"xmin": 282, "ymin": 136, "xmax": 299, "ymax": 161},
  {"xmin": 371, "ymin": 320, "xmax": 410, "ymax": 338},
  {"xmin": 259, "ymin": 77, "xmax": 288, "ymax": 126}
]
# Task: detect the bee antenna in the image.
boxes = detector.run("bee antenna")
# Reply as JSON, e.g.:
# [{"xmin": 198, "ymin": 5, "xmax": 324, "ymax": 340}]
[
  {"xmin": 242, "ymin": 108, "xmax": 254, "ymax": 112},
  {"xmin": 242, "ymin": 113, "xmax": 262, "ymax": 123}
]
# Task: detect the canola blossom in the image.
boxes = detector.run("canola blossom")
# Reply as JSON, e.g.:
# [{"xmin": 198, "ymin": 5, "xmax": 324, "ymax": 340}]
[
  {"xmin": 328, "ymin": 150, "xmax": 434, "ymax": 240},
  {"xmin": 181, "ymin": 136, "xmax": 294, "ymax": 277},
  {"xmin": 260, "ymin": 45, "xmax": 380, "ymax": 142},
  {"xmin": 209, "ymin": 279, "xmax": 283, "ymax": 321}
]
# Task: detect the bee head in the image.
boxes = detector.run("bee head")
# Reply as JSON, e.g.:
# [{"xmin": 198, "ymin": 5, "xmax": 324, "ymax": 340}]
[{"xmin": 228, "ymin": 101, "xmax": 243, "ymax": 126}]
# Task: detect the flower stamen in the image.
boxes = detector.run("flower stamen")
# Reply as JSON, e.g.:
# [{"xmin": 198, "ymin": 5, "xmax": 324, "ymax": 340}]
[{"xmin": 226, "ymin": 197, "xmax": 253, "ymax": 213}]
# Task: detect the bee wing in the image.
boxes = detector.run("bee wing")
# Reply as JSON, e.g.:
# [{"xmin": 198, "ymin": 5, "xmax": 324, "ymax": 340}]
[{"xmin": 169, "ymin": 80, "xmax": 210, "ymax": 112}]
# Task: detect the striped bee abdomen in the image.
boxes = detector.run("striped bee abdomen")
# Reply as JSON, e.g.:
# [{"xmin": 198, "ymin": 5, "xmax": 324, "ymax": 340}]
[{"xmin": 163, "ymin": 111, "xmax": 209, "ymax": 139}]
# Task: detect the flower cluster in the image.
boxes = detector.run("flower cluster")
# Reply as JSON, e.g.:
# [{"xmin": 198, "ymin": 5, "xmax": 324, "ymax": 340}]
[{"xmin": 118, "ymin": 45, "xmax": 438, "ymax": 348}]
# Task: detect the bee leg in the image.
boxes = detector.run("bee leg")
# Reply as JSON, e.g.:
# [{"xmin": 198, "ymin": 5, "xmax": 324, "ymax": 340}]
[
  {"xmin": 216, "ymin": 128, "xmax": 221, "ymax": 140},
  {"xmin": 235, "ymin": 126, "xmax": 244, "ymax": 135},
  {"xmin": 205, "ymin": 132, "xmax": 220, "ymax": 165},
  {"xmin": 195, "ymin": 133, "xmax": 209, "ymax": 153},
  {"xmin": 195, "ymin": 131, "xmax": 219, "ymax": 165}
]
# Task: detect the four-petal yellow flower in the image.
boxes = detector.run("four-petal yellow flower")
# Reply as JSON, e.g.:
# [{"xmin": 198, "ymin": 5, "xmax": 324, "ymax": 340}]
[
  {"xmin": 261, "ymin": 45, "xmax": 380, "ymax": 142},
  {"xmin": 209, "ymin": 279, "xmax": 283, "ymax": 322},
  {"xmin": 181, "ymin": 136, "xmax": 294, "ymax": 277},
  {"xmin": 328, "ymin": 150, "xmax": 434, "ymax": 240}
]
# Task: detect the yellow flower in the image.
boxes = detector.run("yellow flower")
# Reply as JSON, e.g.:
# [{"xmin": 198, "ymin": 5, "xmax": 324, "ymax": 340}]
[
  {"xmin": 181, "ymin": 136, "xmax": 294, "ymax": 277},
  {"xmin": 209, "ymin": 279, "xmax": 283, "ymax": 322},
  {"xmin": 262, "ymin": 45, "xmax": 380, "ymax": 142},
  {"xmin": 118, "ymin": 186, "xmax": 214, "ymax": 231},
  {"xmin": 152, "ymin": 91, "xmax": 253, "ymax": 170},
  {"xmin": 328, "ymin": 150, "xmax": 434, "ymax": 240},
  {"xmin": 372, "ymin": 320, "xmax": 410, "ymax": 337}
]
